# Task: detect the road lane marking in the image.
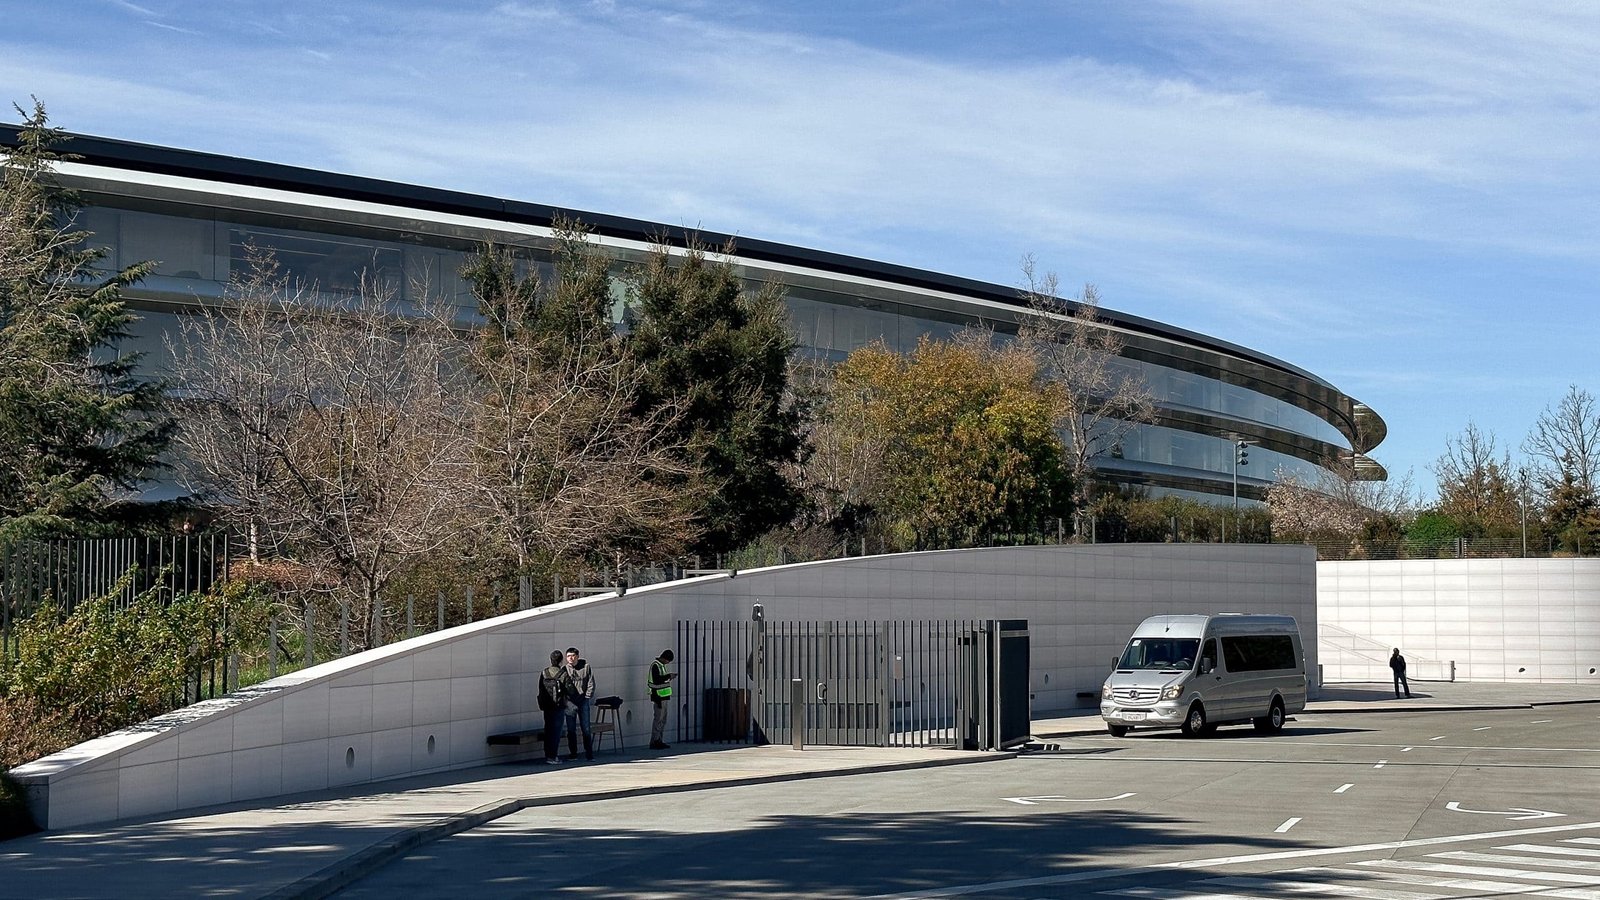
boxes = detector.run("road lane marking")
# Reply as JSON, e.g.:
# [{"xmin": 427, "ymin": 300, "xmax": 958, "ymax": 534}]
[
  {"xmin": 1474, "ymin": 726, "xmax": 1492, "ymax": 731},
  {"xmin": 1429, "ymin": 735, "xmax": 1447, "ymax": 741},
  {"xmin": 1401, "ymin": 747, "xmax": 1413, "ymax": 751},
  {"xmin": 1335, "ymin": 783, "xmax": 1354, "ymax": 793},
  {"xmin": 1446, "ymin": 801, "xmax": 1565, "ymax": 820},
  {"xmin": 1001, "ymin": 792, "xmax": 1136, "ymax": 805},
  {"xmin": 863, "ymin": 820, "xmax": 1600, "ymax": 898},
  {"xmin": 1275, "ymin": 817, "xmax": 1302, "ymax": 833},
  {"xmin": 1374, "ymin": 760, "xmax": 1387, "ymax": 768},
  {"xmin": 1534, "ymin": 719, "xmax": 1554, "ymax": 724}
]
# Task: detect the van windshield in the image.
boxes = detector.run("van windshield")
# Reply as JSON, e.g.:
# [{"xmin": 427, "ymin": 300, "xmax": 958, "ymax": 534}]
[{"xmin": 1117, "ymin": 638, "xmax": 1200, "ymax": 671}]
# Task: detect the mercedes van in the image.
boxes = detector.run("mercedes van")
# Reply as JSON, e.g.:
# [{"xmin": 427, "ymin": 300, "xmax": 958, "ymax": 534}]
[{"xmin": 1100, "ymin": 614, "xmax": 1306, "ymax": 738}]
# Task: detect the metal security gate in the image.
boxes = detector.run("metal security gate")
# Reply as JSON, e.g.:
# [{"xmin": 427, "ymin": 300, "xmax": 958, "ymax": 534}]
[{"xmin": 676, "ymin": 616, "xmax": 1029, "ymax": 749}]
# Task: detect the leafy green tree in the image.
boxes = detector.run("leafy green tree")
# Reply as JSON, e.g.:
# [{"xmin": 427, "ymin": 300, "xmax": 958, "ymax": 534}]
[
  {"xmin": 0, "ymin": 100, "xmax": 172, "ymax": 543},
  {"xmin": 626, "ymin": 238, "xmax": 804, "ymax": 556},
  {"xmin": 460, "ymin": 225, "xmax": 698, "ymax": 578},
  {"xmin": 823, "ymin": 332, "xmax": 1074, "ymax": 549}
]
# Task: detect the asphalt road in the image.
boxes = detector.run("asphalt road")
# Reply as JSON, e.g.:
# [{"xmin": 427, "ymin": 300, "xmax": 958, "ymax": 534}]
[{"xmin": 335, "ymin": 704, "xmax": 1600, "ymax": 898}]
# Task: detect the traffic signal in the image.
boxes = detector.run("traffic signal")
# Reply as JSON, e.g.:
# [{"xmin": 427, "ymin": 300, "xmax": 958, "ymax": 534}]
[{"xmin": 1236, "ymin": 440, "xmax": 1249, "ymax": 467}]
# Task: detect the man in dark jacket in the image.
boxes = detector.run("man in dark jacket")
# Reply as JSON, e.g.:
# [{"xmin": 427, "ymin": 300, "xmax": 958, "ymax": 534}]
[
  {"xmin": 649, "ymin": 649, "xmax": 676, "ymax": 750},
  {"xmin": 540, "ymin": 650, "xmax": 571, "ymax": 764},
  {"xmin": 564, "ymin": 647, "xmax": 596, "ymax": 761},
  {"xmin": 1390, "ymin": 648, "xmax": 1411, "ymax": 698}
]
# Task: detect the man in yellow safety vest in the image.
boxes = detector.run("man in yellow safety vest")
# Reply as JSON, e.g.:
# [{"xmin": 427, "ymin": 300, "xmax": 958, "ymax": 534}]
[{"xmin": 648, "ymin": 649, "xmax": 676, "ymax": 749}]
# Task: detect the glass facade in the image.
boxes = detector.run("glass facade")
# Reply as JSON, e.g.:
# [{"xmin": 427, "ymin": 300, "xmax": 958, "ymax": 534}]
[{"xmin": 65, "ymin": 159, "xmax": 1373, "ymax": 505}]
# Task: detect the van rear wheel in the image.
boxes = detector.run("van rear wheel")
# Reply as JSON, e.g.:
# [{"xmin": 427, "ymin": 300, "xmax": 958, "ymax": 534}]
[
  {"xmin": 1180, "ymin": 702, "xmax": 1208, "ymax": 737},
  {"xmin": 1107, "ymin": 724, "xmax": 1129, "ymax": 737},
  {"xmin": 1253, "ymin": 698, "xmax": 1286, "ymax": 734}
]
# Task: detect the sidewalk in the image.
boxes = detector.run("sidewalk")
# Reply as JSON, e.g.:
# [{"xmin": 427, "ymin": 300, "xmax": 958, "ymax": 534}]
[
  {"xmin": 0, "ymin": 743, "xmax": 1004, "ymax": 900},
  {"xmin": 1032, "ymin": 680, "xmax": 1600, "ymax": 737}
]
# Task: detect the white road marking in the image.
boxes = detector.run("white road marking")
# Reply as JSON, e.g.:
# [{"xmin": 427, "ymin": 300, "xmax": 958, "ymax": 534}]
[
  {"xmin": 1001, "ymin": 792, "xmax": 1137, "ymax": 805},
  {"xmin": 863, "ymin": 821, "xmax": 1600, "ymax": 898},
  {"xmin": 1335, "ymin": 783, "xmax": 1355, "ymax": 793},
  {"xmin": 1430, "ymin": 735, "xmax": 1447, "ymax": 741},
  {"xmin": 1501, "ymin": 842, "xmax": 1600, "ymax": 858},
  {"xmin": 1475, "ymin": 726, "xmax": 1493, "ymax": 731},
  {"xmin": 1374, "ymin": 760, "xmax": 1387, "ymax": 768},
  {"xmin": 1203, "ymin": 875, "xmax": 1448, "ymax": 898},
  {"xmin": 1286, "ymin": 864, "xmax": 1584, "ymax": 897},
  {"xmin": 1275, "ymin": 817, "xmax": 1303, "ymax": 832},
  {"xmin": 1436, "ymin": 849, "xmax": 1600, "ymax": 870},
  {"xmin": 1534, "ymin": 719, "xmax": 1554, "ymax": 724},
  {"xmin": 1401, "ymin": 746, "xmax": 1413, "ymax": 751},
  {"xmin": 1571, "ymin": 838, "xmax": 1600, "ymax": 845},
  {"xmin": 1356, "ymin": 858, "xmax": 1600, "ymax": 886},
  {"xmin": 1073, "ymin": 736, "xmax": 1600, "ymax": 753},
  {"xmin": 1446, "ymin": 801, "xmax": 1565, "ymax": 820}
]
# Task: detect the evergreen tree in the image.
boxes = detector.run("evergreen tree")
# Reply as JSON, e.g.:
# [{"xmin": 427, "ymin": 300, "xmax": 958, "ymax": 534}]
[
  {"xmin": 626, "ymin": 238, "xmax": 804, "ymax": 556},
  {"xmin": 0, "ymin": 100, "xmax": 172, "ymax": 543}
]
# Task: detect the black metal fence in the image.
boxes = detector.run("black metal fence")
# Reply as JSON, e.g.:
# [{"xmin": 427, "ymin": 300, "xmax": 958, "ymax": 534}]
[{"xmin": 676, "ymin": 617, "xmax": 1017, "ymax": 749}]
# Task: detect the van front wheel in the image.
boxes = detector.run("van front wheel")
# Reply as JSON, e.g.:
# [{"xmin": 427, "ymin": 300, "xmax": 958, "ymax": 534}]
[
  {"xmin": 1253, "ymin": 698, "xmax": 1286, "ymax": 734},
  {"xmin": 1180, "ymin": 703, "xmax": 1208, "ymax": 737}
]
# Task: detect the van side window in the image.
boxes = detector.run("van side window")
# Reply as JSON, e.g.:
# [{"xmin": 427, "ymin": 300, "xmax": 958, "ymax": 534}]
[
  {"xmin": 1199, "ymin": 639, "xmax": 1217, "ymax": 673},
  {"xmin": 1220, "ymin": 635, "xmax": 1297, "ymax": 672}
]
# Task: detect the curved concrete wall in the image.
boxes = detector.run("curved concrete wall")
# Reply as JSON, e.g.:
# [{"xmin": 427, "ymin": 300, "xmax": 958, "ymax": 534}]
[
  {"xmin": 11, "ymin": 544, "xmax": 1316, "ymax": 829},
  {"xmin": 1318, "ymin": 558, "xmax": 1600, "ymax": 683}
]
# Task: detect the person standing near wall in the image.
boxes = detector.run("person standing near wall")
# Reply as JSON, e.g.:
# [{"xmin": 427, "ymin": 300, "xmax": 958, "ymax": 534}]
[
  {"xmin": 648, "ymin": 649, "xmax": 677, "ymax": 750},
  {"xmin": 540, "ymin": 650, "xmax": 572, "ymax": 764},
  {"xmin": 564, "ymin": 647, "xmax": 595, "ymax": 761},
  {"xmin": 1390, "ymin": 648, "xmax": 1411, "ymax": 698}
]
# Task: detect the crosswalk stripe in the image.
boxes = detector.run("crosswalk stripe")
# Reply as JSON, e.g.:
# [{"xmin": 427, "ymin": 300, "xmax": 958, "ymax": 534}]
[
  {"xmin": 1433, "ymin": 850, "xmax": 1600, "ymax": 871},
  {"xmin": 1290, "ymin": 864, "xmax": 1595, "ymax": 897},
  {"xmin": 1357, "ymin": 858, "xmax": 1600, "ymax": 885},
  {"xmin": 1100, "ymin": 883, "xmax": 1260, "ymax": 890},
  {"xmin": 1502, "ymin": 844, "xmax": 1600, "ymax": 859},
  {"xmin": 1201, "ymin": 875, "xmax": 1453, "ymax": 898}
]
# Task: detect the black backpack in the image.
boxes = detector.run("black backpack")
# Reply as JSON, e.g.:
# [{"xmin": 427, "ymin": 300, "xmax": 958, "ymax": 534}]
[{"xmin": 539, "ymin": 666, "xmax": 566, "ymax": 712}]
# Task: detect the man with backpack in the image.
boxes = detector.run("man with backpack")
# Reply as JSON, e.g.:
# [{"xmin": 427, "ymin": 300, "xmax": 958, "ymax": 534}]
[{"xmin": 539, "ymin": 650, "xmax": 572, "ymax": 764}]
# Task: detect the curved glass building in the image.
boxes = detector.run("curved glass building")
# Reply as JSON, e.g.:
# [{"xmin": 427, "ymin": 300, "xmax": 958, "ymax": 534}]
[{"xmin": 7, "ymin": 127, "xmax": 1386, "ymax": 503}]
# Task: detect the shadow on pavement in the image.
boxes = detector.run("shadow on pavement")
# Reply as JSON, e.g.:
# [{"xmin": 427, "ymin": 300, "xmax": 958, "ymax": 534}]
[{"xmin": 330, "ymin": 807, "xmax": 1314, "ymax": 899}]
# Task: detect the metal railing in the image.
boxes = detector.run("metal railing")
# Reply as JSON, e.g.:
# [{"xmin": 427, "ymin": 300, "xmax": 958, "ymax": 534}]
[{"xmin": 676, "ymin": 617, "xmax": 1002, "ymax": 749}]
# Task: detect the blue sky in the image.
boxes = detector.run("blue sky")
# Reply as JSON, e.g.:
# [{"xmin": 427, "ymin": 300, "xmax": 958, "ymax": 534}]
[{"xmin": 7, "ymin": 0, "xmax": 1600, "ymax": 500}]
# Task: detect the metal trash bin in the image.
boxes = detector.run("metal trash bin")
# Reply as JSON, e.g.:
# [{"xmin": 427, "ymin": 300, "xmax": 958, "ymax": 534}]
[{"xmin": 702, "ymin": 687, "xmax": 750, "ymax": 741}]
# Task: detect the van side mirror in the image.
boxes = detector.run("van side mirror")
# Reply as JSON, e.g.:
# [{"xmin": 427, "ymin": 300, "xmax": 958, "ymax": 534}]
[{"xmin": 1111, "ymin": 656, "xmax": 1120, "ymax": 669}]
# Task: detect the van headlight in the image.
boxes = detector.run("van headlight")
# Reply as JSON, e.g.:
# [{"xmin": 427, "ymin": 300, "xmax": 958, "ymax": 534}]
[
  {"xmin": 1161, "ymin": 684, "xmax": 1185, "ymax": 700},
  {"xmin": 1101, "ymin": 682, "xmax": 1112, "ymax": 699}
]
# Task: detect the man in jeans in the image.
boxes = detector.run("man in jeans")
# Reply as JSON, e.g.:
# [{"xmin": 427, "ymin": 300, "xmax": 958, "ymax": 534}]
[
  {"xmin": 648, "ymin": 649, "xmax": 677, "ymax": 750},
  {"xmin": 564, "ymin": 646, "xmax": 595, "ymax": 761},
  {"xmin": 1390, "ymin": 647, "xmax": 1411, "ymax": 698}
]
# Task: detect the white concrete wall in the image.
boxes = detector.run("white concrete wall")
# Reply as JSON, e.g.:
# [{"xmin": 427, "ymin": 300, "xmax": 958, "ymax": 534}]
[
  {"xmin": 10, "ymin": 543, "xmax": 1315, "ymax": 830},
  {"xmin": 1319, "ymin": 558, "xmax": 1600, "ymax": 683}
]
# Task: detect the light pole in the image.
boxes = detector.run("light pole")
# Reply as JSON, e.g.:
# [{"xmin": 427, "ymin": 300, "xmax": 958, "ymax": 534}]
[
  {"xmin": 1232, "ymin": 439, "xmax": 1250, "ymax": 541},
  {"xmin": 1519, "ymin": 466, "xmax": 1528, "ymax": 558}
]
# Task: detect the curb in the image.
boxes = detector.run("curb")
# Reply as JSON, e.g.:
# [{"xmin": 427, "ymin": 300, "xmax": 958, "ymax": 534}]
[
  {"xmin": 1033, "ymin": 697, "xmax": 1600, "ymax": 735},
  {"xmin": 264, "ymin": 751, "xmax": 1013, "ymax": 900}
]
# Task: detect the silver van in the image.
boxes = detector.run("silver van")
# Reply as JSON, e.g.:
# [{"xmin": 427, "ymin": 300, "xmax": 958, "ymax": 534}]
[{"xmin": 1100, "ymin": 614, "xmax": 1306, "ymax": 738}]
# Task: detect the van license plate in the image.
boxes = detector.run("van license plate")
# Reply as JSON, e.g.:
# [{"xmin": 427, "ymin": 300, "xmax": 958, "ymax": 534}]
[{"xmin": 1122, "ymin": 711, "xmax": 1147, "ymax": 721}]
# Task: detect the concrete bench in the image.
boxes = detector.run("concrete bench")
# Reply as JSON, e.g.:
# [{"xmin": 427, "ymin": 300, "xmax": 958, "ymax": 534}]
[{"xmin": 486, "ymin": 727, "xmax": 546, "ymax": 746}]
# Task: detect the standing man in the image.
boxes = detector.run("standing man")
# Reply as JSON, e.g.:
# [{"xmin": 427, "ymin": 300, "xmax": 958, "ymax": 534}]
[
  {"xmin": 1390, "ymin": 647, "xmax": 1411, "ymax": 699},
  {"xmin": 540, "ymin": 650, "xmax": 571, "ymax": 764},
  {"xmin": 648, "ymin": 649, "xmax": 677, "ymax": 750},
  {"xmin": 565, "ymin": 647, "xmax": 595, "ymax": 761}
]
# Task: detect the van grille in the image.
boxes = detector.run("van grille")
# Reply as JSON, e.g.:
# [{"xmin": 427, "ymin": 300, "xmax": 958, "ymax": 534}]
[{"xmin": 1112, "ymin": 687, "xmax": 1159, "ymax": 704}]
